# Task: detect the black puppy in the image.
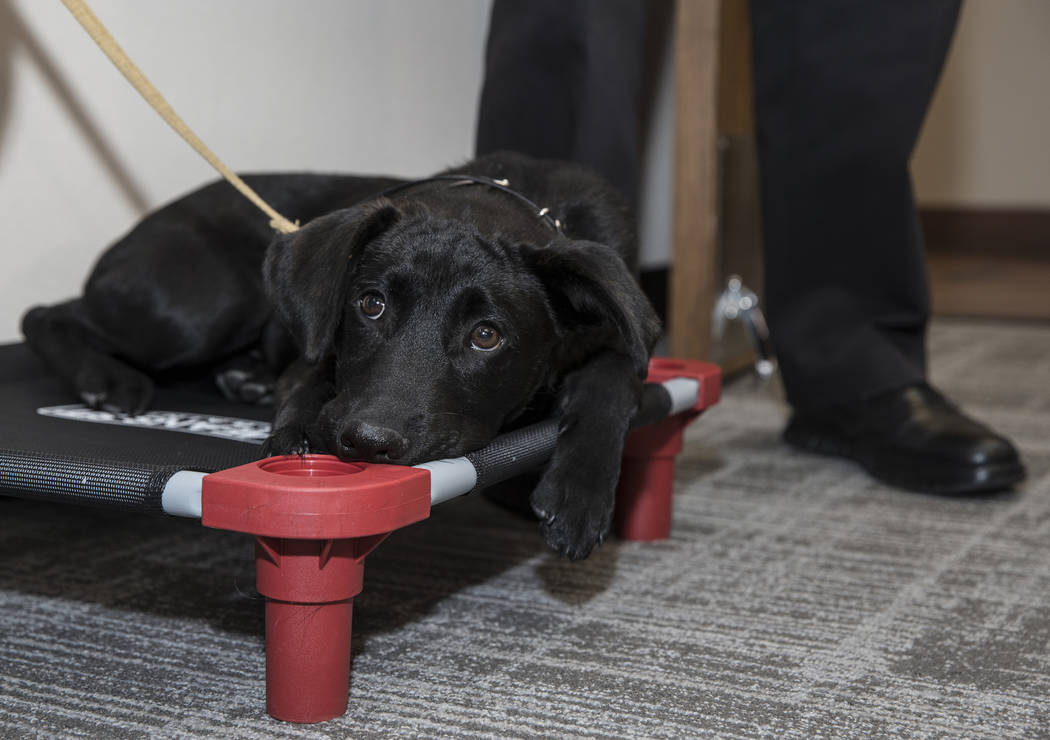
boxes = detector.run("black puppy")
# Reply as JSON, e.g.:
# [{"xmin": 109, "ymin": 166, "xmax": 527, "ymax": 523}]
[{"xmin": 23, "ymin": 152, "xmax": 660, "ymax": 559}]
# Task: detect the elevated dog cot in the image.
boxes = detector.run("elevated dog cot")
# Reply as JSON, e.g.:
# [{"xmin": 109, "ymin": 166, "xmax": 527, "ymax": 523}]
[{"xmin": 0, "ymin": 343, "xmax": 720, "ymax": 723}]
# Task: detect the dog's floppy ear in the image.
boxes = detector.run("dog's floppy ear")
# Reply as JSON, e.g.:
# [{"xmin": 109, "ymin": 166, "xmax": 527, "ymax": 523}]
[
  {"xmin": 522, "ymin": 239, "xmax": 661, "ymax": 377},
  {"xmin": 264, "ymin": 199, "xmax": 400, "ymax": 362}
]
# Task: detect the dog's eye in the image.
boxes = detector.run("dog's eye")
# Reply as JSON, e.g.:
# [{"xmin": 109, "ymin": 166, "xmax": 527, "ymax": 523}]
[
  {"xmin": 470, "ymin": 324, "xmax": 503, "ymax": 351},
  {"xmin": 359, "ymin": 292, "xmax": 386, "ymax": 319}
]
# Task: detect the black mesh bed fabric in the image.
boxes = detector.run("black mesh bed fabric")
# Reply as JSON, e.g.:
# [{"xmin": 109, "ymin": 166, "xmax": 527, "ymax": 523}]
[{"xmin": 0, "ymin": 344, "xmax": 268, "ymax": 512}]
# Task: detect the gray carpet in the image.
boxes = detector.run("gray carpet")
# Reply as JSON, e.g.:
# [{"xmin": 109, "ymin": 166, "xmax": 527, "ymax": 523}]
[{"xmin": 1, "ymin": 318, "xmax": 1048, "ymax": 738}]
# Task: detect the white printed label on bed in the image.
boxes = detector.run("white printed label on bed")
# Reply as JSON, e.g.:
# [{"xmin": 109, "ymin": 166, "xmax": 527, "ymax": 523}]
[{"xmin": 37, "ymin": 405, "xmax": 272, "ymax": 443}]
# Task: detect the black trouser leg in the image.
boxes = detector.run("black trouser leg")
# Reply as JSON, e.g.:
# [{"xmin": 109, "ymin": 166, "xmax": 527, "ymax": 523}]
[
  {"xmin": 476, "ymin": 0, "xmax": 648, "ymax": 205},
  {"xmin": 751, "ymin": 0, "xmax": 961, "ymax": 409}
]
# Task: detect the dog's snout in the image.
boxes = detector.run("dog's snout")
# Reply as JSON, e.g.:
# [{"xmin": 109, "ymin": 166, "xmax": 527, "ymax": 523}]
[{"xmin": 339, "ymin": 420, "xmax": 408, "ymax": 463}]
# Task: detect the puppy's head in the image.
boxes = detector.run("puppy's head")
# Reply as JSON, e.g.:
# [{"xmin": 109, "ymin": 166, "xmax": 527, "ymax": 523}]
[{"xmin": 264, "ymin": 199, "xmax": 659, "ymax": 464}]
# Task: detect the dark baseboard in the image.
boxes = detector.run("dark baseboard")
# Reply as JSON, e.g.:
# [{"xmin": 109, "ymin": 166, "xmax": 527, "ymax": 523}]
[
  {"xmin": 920, "ymin": 207, "xmax": 1050, "ymax": 320},
  {"xmin": 650, "ymin": 207, "xmax": 1050, "ymax": 330},
  {"xmin": 921, "ymin": 207, "xmax": 1050, "ymax": 258}
]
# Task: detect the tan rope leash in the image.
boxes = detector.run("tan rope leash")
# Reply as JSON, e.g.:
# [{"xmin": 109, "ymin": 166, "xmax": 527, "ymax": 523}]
[{"xmin": 61, "ymin": 0, "xmax": 300, "ymax": 234}]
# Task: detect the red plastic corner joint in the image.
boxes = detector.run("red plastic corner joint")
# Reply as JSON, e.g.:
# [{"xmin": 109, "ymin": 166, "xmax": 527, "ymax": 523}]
[
  {"xmin": 201, "ymin": 456, "xmax": 431, "ymax": 723},
  {"xmin": 614, "ymin": 357, "xmax": 722, "ymax": 541},
  {"xmin": 644, "ymin": 356, "xmax": 722, "ymax": 411},
  {"xmin": 202, "ymin": 455, "xmax": 431, "ymax": 540}
]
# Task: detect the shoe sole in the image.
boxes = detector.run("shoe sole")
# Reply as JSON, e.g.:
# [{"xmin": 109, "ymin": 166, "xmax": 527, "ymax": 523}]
[{"xmin": 784, "ymin": 419, "xmax": 1026, "ymax": 496}]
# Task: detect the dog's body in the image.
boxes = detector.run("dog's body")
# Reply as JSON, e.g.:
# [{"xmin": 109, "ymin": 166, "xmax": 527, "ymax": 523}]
[{"xmin": 23, "ymin": 152, "xmax": 660, "ymax": 558}]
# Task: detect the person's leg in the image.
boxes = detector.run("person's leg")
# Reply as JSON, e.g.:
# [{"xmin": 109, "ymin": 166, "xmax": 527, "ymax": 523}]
[
  {"xmin": 476, "ymin": 0, "xmax": 648, "ymax": 204},
  {"xmin": 751, "ymin": 0, "xmax": 960, "ymax": 409},
  {"xmin": 751, "ymin": 0, "xmax": 1024, "ymax": 493}
]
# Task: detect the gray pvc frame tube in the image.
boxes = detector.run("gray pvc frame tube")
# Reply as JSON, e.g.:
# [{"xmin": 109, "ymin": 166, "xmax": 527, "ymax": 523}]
[
  {"xmin": 160, "ymin": 378, "xmax": 700, "ymax": 518},
  {"xmin": 162, "ymin": 470, "xmax": 206, "ymax": 518}
]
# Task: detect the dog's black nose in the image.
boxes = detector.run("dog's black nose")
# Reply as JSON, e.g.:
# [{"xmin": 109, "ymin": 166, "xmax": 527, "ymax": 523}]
[{"xmin": 339, "ymin": 421, "xmax": 408, "ymax": 463}]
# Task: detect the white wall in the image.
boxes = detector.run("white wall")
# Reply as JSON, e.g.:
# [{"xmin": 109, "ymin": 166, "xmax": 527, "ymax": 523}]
[
  {"xmin": 913, "ymin": 0, "xmax": 1050, "ymax": 208},
  {"xmin": 0, "ymin": 0, "xmax": 490, "ymax": 342}
]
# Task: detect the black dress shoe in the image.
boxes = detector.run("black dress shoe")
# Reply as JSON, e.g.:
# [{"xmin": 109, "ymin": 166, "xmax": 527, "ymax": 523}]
[{"xmin": 784, "ymin": 383, "xmax": 1026, "ymax": 495}]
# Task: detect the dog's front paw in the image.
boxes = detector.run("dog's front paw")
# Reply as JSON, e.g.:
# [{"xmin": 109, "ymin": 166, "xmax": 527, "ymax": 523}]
[
  {"xmin": 261, "ymin": 425, "xmax": 312, "ymax": 457},
  {"xmin": 530, "ymin": 457, "xmax": 617, "ymax": 560}
]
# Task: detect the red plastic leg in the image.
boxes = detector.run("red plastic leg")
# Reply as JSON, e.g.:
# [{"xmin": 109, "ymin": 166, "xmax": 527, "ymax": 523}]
[
  {"xmin": 615, "ymin": 415, "xmax": 692, "ymax": 541},
  {"xmin": 266, "ymin": 599, "xmax": 354, "ymax": 722},
  {"xmin": 253, "ymin": 535, "xmax": 388, "ymax": 722},
  {"xmin": 201, "ymin": 456, "xmax": 432, "ymax": 723},
  {"xmin": 252, "ymin": 535, "xmax": 385, "ymax": 722},
  {"xmin": 615, "ymin": 357, "xmax": 721, "ymax": 541}
]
